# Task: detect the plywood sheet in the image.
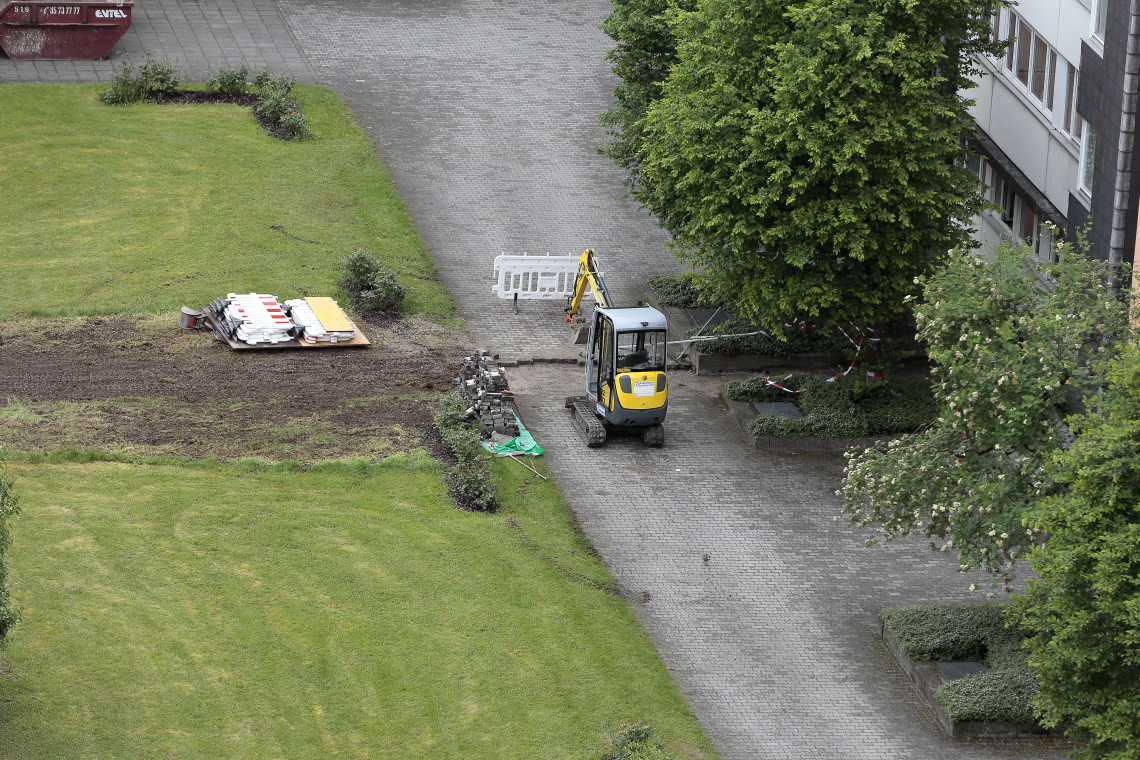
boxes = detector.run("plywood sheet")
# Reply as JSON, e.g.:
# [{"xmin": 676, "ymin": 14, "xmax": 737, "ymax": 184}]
[{"xmin": 305, "ymin": 297, "xmax": 355, "ymax": 333}]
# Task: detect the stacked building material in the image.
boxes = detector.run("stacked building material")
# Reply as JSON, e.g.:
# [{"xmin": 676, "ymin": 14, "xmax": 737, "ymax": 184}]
[
  {"xmin": 454, "ymin": 350, "xmax": 519, "ymax": 438},
  {"xmin": 284, "ymin": 298, "xmax": 356, "ymax": 344},
  {"xmin": 217, "ymin": 293, "xmax": 296, "ymax": 345}
]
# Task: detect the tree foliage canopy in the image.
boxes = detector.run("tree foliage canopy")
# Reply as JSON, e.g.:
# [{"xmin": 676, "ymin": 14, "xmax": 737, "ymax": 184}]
[
  {"xmin": 1009, "ymin": 347, "xmax": 1140, "ymax": 760},
  {"xmin": 841, "ymin": 241, "xmax": 1132, "ymax": 583},
  {"xmin": 601, "ymin": 0, "xmax": 1007, "ymax": 330}
]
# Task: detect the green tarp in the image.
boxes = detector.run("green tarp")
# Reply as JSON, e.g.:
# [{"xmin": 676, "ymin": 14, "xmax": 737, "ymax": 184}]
[{"xmin": 482, "ymin": 413, "xmax": 545, "ymax": 457}]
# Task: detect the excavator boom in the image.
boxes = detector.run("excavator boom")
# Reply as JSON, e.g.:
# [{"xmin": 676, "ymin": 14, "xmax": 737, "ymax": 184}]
[{"xmin": 565, "ymin": 249, "xmax": 611, "ymax": 321}]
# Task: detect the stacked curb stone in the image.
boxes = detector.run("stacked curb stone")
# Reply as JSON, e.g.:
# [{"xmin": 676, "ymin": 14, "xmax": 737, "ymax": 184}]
[{"xmin": 454, "ymin": 350, "xmax": 519, "ymax": 439}]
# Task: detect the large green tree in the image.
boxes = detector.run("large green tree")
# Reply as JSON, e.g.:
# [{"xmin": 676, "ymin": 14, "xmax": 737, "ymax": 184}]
[
  {"xmin": 1010, "ymin": 347, "xmax": 1140, "ymax": 760},
  {"xmin": 608, "ymin": 0, "xmax": 1005, "ymax": 330},
  {"xmin": 841, "ymin": 241, "xmax": 1132, "ymax": 584},
  {"xmin": 599, "ymin": 0, "xmax": 695, "ymax": 180}
]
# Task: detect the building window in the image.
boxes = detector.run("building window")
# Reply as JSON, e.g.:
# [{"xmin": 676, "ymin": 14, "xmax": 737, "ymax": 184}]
[
  {"xmin": 1031, "ymin": 37, "xmax": 1049, "ymax": 99},
  {"xmin": 1001, "ymin": 12, "xmax": 1061, "ymax": 114},
  {"xmin": 1092, "ymin": 0, "xmax": 1109, "ymax": 42},
  {"xmin": 1080, "ymin": 127, "xmax": 1098, "ymax": 195},
  {"xmin": 1063, "ymin": 65, "xmax": 1083, "ymax": 139},
  {"xmin": 973, "ymin": 155, "xmax": 1058, "ymax": 260},
  {"xmin": 1017, "ymin": 19, "xmax": 1032, "ymax": 85},
  {"xmin": 1046, "ymin": 51, "xmax": 1057, "ymax": 109},
  {"xmin": 1006, "ymin": 12, "xmax": 1018, "ymax": 70}
]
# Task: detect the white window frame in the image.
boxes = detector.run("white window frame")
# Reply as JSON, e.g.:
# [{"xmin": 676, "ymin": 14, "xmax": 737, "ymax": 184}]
[
  {"xmin": 1079, "ymin": 127, "xmax": 1098, "ymax": 196},
  {"xmin": 1091, "ymin": 0, "xmax": 1109, "ymax": 43},
  {"xmin": 999, "ymin": 9, "xmax": 1061, "ymax": 115},
  {"xmin": 1061, "ymin": 64, "xmax": 1083, "ymax": 143}
]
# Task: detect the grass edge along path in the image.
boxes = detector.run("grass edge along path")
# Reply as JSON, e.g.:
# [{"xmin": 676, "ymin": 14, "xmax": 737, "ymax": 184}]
[
  {"xmin": 0, "ymin": 452, "xmax": 719, "ymax": 760},
  {"xmin": 0, "ymin": 83, "xmax": 455, "ymax": 322}
]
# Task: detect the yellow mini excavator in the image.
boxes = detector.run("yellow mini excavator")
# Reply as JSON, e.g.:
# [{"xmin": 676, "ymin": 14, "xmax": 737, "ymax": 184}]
[{"xmin": 563, "ymin": 249, "xmax": 667, "ymax": 448}]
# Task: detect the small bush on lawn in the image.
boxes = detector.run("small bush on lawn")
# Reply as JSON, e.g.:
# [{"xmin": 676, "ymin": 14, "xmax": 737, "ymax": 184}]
[
  {"xmin": 139, "ymin": 55, "xmax": 182, "ymax": 96},
  {"xmin": 741, "ymin": 375, "xmax": 937, "ymax": 439},
  {"xmin": 647, "ymin": 273, "xmax": 719, "ymax": 309},
  {"xmin": 253, "ymin": 69, "xmax": 296, "ymax": 95},
  {"xmin": 881, "ymin": 603, "xmax": 1037, "ymax": 724},
  {"xmin": 338, "ymin": 250, "xmax": 408, "ymax": 311},
  {"xmin": 276, "ymin": 110, "xmax": 311, "ymax": 140},
  {"xmin": 0, "ymin": 458, "xmax": 20, "ymax": 647},
  {"xmin": 252, "ymin": 69, "xmax": 311, "ymax": 140},
  {"xmin": 100, "ymin": 59, "xmax": 147, "ymax": 105},
  {"xmin": 100, "ymin": 55, "xmax": 181, "ymax": 105},
  {"xmin": 435, "ymin": 392, "xmax": 497, "ymax": 511},
  {"xmin": 204, "ymin": 62, "xmax": 250, "ymax": 94},
  {"xmin": 603, "ymin": 724, "xmax": 680, "ymax": 760}
]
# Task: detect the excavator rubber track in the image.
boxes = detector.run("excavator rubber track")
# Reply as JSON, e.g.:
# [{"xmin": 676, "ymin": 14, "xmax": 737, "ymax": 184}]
[{"xmin": 567, "ymin": 399, "xmax": 607, "ymax": 448}]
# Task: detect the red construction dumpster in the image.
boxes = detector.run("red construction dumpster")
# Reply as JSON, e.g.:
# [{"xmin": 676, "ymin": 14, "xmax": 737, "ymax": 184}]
[{"xmin": 0, "ymin": 0, "xmax": 132, "ymax": 60}]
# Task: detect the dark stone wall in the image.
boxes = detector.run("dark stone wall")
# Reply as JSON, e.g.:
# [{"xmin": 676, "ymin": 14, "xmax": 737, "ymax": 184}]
[{"xmin": 1077, "ymin": 0, "xmax": 1139, "ymax": 265}]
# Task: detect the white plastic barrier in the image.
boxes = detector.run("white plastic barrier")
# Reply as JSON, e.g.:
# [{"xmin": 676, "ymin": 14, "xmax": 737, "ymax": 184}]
[
  {"xmin": 224, "ymin": 293, "xmax": 294, "ymax": 345},
  {"xmin": 491, "ymin": 254, "xmax": 581, "ymax": 300}
]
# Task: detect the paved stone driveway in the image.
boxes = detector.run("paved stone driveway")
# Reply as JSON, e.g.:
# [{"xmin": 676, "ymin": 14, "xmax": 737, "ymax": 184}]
[
  {"xmin": 0, "ymin": 0, "xmax": 315, "ymax": 84},
  {"xmin": 2, "ymin": 2, "xmax": 1065, "ymax": 758}
]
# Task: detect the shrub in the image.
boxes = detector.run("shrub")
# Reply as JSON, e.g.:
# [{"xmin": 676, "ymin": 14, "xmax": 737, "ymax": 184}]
[
  {"xmin": 434, "ymin": 390, "xmax": 469, "ymax": 429},
  {"xmin": 646, "ymin": 273, "xmax": 718, "ymax": 309},
  {"xmin": 204, "ymin": 62, "xmax": 250, "ymax": 94},
  {"xmin": 740, "ymin": 375, "xmax": 937, "ymax": 439},
  {"xmin": 338, "ymin": 250, "xmax": 407, "ymax": 310},
  {"xmin": 100, "ymin": 59, "xmax": 147, "ymax": 105},
  {"xmin": 0, "ymin": 458, "xmax": 20, "ymax": 646},
  {"xmin": 1009, "ymin": 346, "xmax": 1140, "ymax": 758},
  {"xmin": 255, "ymin": 88, "xmax": 297, "ymax": 122},
  {"xmin": 138, "ymin": 55, "xmax": 181, "ymax": 96},
  {"xmin": 937, "ymin": 668, "xmax": 1039, "ymax": 724},
  {"xmin": 724, "ymin": 372, "xmax": 815, "ymax": 403},
  {"xmin": 253, "ymin": 68, "xmax": 296, "ymax": 96},
  {"xmin": 276, "ymin": 109, "xmax": 311, "ymax": 140},
  {"xmin": 435, "ymin": 392, "xmax": 497, "ymax": 511},
  {"xmin": 880, "ymin": 602, "xmax": 1037, "ymax": 725},
  {"xmin": 603, "ymin": 724, "xmax": 680, "ymax": 760},
  {"xmin": 251, "ymin": 69, "xmax": 310, "ymax": 140},
  {"xmin": 749, "ymin": 414, "xmax": 813, "ymax": 439},
  {"xmin": 695, "ymin": 317, "xmax": 850, "ymax": 357}
]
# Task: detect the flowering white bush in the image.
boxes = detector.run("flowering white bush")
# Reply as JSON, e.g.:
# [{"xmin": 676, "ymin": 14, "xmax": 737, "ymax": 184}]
[{"xmin": 841, "ymin": 237, "xmax": 1133, "ymax": 584}]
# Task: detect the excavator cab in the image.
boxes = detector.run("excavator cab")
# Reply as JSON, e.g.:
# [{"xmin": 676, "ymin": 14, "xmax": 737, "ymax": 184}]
[
  {"xmin": 581, "ymin": 306, "xmax": 667, "ymax": 446},
  {"xmin": 561, "ymin": 249, "xmax": 668, "ymax": 447}
]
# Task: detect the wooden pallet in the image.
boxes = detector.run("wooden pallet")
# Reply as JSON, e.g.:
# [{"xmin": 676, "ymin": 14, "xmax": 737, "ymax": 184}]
[{"xmin": 203, "ymin": 304, "xmax": 371, "ymax": 351}]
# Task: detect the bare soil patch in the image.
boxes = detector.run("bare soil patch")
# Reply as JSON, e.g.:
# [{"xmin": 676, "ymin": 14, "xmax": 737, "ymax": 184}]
[{"xmin": 0, "ymin": 312, "xmax": 472, "ymax": 462}]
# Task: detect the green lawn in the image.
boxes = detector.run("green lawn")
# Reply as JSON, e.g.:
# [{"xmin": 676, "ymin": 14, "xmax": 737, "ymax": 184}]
[
  {"xmin": 0, "ymin": 83, "xmax": 453, "ymax": 320},
  {"xmin": 0, "ymin": 455, "xmax": 716, "ymax": 759}
]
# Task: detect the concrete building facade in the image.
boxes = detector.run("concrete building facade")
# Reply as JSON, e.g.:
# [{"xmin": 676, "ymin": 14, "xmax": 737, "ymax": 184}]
[{"xmin": 968, "ymin": 0, "xmax": 1139, "ymax": 271}]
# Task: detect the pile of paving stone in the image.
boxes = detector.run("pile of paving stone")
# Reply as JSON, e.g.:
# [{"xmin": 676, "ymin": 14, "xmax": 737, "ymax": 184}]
[{"xmin": 454, "ymin": 350, "xmax": 519, "ymax": 439}]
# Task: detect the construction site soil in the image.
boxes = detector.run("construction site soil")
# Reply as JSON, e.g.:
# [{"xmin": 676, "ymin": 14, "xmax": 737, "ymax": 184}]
[{"xmin": 0, "ymin": 313, "xmax": 472, "ymax": 462}]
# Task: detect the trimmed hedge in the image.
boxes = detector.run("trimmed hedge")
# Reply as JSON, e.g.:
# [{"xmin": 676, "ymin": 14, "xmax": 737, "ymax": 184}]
[
  {"xmin": 881, "ymin": 603, "xmax": 1037, "ymax": 724},
  {"xmin": 689, "ymin": 317, "xmax": 850, "ymax": 357},
  {"xmin": 646, "ymin": 274, "xmax": 718, "ymax": 309},
  {"xmin": 731, "ymin": 375, "xmax": 938, "ymax": 438}
]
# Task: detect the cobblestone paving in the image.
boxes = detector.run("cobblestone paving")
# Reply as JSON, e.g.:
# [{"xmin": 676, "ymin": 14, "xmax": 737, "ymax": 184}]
[
  {"xmin": 275, "ymin": 0, "xmax": 679, "ymax": 358},
  {"xmin": 5, "ymin": 1, "xmax": 1066, "ymax": 756},
  {"xmin": 0, "ymin": 0, "xmax": 316, "ymax": 84},
  {"xmin": 508, "ymin": 367, "xmax": 1065, "ymax": 760}
]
